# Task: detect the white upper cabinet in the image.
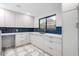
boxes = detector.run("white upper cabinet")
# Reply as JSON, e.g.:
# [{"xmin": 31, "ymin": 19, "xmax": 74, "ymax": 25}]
[
  {"xmin": 16, "ymin": 13, "xmax": 25, "ymax": 27},
  {"xmin": 16, "ymin": 13, "xmax": 34, "ymax": 27},
  {"xmin": 0, "ymin": 8, "xmax": 34, "ymax": 27},
  {"xmin": 0, "ymin": 8, "xmax": 5, "ymax": 27},
  {"xmin": 23, "ymin": 15, "xmax": 34, "ymax": 28},
  {"xmin": 5, "ymin": 10, "xmax": 16, "ymax": 27}
]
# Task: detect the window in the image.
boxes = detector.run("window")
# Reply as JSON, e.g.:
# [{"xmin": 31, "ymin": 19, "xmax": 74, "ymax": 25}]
[{"xmin": 39, "ymin": 14, "xmax": 56, "ymax": 33}]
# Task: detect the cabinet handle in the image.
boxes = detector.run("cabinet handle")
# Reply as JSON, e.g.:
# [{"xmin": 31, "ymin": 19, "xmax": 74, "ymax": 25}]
[
  {"xmin": 48, "ymin": 36, "xmax": 52, "ymax": 38},
  {"xmin": 48, "ymin": 36, "xmax": 60, "ymax": 39},
  {"xmin": 49, "ymin": 40, "xmax": 53, "ymax": 43},
  {"xmin": 40, "ymin": 35, "xmax": 42, "ymax": 36},
  {"xmin": 49, "ymin": 47, "xmax": 53, "ymax": 50}
]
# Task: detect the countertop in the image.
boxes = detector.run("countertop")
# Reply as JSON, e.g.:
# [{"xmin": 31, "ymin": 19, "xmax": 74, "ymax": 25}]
[
  {"xmin": 1, "ymin": 32, "xmax": 29, "ymax": 36},
  {"xmin": 1, "ymin": 32, "xmax": 62, "ymax": 38},
  {"xmin": 30, "ymin": 32, "xmax": 62, "ymax": 38}
]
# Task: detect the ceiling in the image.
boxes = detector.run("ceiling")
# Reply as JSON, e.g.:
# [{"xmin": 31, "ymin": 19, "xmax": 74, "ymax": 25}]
[{"xmin": 0, "ymin": 3, "xmax": 61, "ymax": 17}]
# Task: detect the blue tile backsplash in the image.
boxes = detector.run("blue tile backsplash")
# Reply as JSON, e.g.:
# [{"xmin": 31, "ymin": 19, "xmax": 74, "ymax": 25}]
[
  {"xmin": 34, "ymin": 26, "xmax": 62, "ymax": 34},
  {"xmin": 0, "ymin": 27, "xmax": 34, "ymax": 33},
  {"xmin": 0, "ymin": 27, "xmax": 62, "ymax": 34}
]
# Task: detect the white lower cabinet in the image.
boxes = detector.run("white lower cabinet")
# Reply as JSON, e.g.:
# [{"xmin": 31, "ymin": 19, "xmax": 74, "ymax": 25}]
[
  {"xmin": 43, "ymin": 36, "xmax": 62, "ymax": 56},
  {"xmin": 15, "ymin": 33, "xmax": 30, "ymax": 47},
  {"xmin": 30, "ymin": 34, "xmax": 44, "ymax": 49},
  {"xmin": 30, "ymin": 33, "xmax": 62, "ymax": 56}
]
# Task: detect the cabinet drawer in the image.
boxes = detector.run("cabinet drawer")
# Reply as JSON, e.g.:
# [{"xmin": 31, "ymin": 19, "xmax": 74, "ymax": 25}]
[
  {"xmin": 16, "ymin": 35, "xmax": 26, "ymax": 39},
  {"xmin": 44, "ymin": 44, "xmax": 61, "ymax": 56},
  {"xmin": 48, "ymin": 47, "xmax": 61, "ymax": 56},
  {"xmin": 44, "ymin": 36, "xmax": 61, "ymax": 44},
  {"xmin": 45, "ymin": 38, "xmax": 61, "ymax": 47},
  {"xmin": 16, "ymin": 40, "xmax": 26, "ymax": 46},
  {"xmin": 43, "ymin": 36, "xmax": 62, "ymax": 56}
]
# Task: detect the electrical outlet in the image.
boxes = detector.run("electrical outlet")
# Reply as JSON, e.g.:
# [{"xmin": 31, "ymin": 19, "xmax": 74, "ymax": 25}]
[{"xmin": 16, "ymin": 29, "xmax": 18, "ymax": 32}]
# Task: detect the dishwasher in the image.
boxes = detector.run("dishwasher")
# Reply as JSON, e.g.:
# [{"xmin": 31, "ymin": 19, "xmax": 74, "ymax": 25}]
[{"xmin": 2, "ymin": 35, "xmax": 15, "ymax": 50}]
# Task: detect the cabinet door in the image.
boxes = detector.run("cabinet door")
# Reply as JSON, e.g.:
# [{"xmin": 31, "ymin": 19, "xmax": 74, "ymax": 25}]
[
  {"xmin": 15, "ymin": 33, "xmax": 30, "ymax": 47},
  {"xmin": 30, "ymin": 34, "xmax": 40, "ymax": 46},
  {"xmin": 26, "ymin": 32, "xmax": 30, "ymax": 43},
  {"xmin": 5, "ymin": 10, "xmax": 16, "ymax": 27},
  {"xmin": 30, "ymin": 34, "xmax": 44, "ymax": 49},
  {"xmin": 37, "ymin": 35, "xmax": 44, "ymax": 50},
  {"xmin": 15, "ymin": 13, "xmax": 24, "ymax": 27},
  {"xmin": 15, "ymin": 33, "xmax": 26, "ymax": 47},
  {"xmin": 0, "ymin": 8, "xmax": 5, "ymax": 27},
  {"xmin": 34, "ymin": 35, "xmax": 44, "ymax": 49},
  {"xmin": 16, "ymin": 14, "xmax": 34, "ymax": 27},
  {"xmin": 23, "ymin": 15, "xmax": 34, "ymax": 27},
  {"xmin": 63, "ymin": 9, "xmax": 78, "ymax": 56}
]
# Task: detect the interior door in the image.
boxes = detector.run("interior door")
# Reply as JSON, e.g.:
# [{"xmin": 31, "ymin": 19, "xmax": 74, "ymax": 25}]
[
  {"xmin": 0, "ymin": 30, "xmax": 2, "ymax": 55},
  {"xmin": 63, "ymin": 9, "xmax": 78, "ymax": 56}
]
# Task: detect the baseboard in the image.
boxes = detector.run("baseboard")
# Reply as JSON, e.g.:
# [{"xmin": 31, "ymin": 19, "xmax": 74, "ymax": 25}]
[{"xmin": 15, "ymin": 43, "xmax": 31, "ymax": 48}]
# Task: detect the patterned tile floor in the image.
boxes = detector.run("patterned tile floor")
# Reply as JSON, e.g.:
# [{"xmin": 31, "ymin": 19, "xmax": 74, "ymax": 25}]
[{"xmin": 3, "ymin": 44, "xmax": 49, "ymax": 56}]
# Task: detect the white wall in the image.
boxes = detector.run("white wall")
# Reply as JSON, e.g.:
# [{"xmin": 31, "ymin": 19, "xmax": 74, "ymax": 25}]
[
  {"xmin": 62, "ymin": 3, "xmax": 78, "ymax": 56},
  {"xmin": 34, "ymin": 4, "xmax": 62, "ymax": 28},
  {"xmin": 0, "ymin": 31, "xmax": 2, "ymax": 55},
  {"xmin": 62, "ymin": 3, "xmax": 78, "ymax": 12}
]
